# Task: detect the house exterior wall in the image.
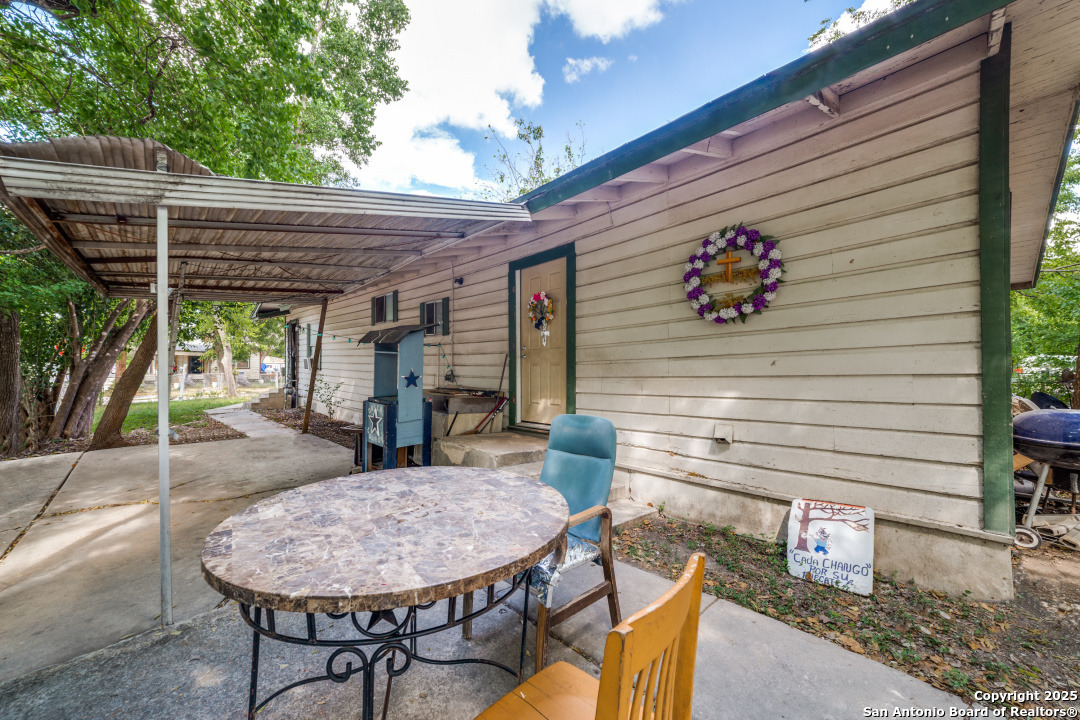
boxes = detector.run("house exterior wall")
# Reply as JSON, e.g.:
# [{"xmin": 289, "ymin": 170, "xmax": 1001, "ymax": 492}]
[{"xmin": 291, "ymin": 40, "xmax": 1014, "ymax": 598}]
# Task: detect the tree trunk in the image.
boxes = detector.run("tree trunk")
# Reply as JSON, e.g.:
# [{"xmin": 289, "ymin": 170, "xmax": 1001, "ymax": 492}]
[
  {"xmin": 115, "ymin": 351, "xmax": 127, "ymax": 380},
  {"xmin": 793, "ymin": 502, "xmax": 812, "ymax": 552},
  {"xmin": 58, "ymin": 300, "xmax": 150, "ymax": 439},
  {"xmin": 89, "ymin": 315, "xmax": 157, "ymax": 451},
  {"xmin": 49, "ymin": 299, "xmax": 131, "ymax": 438},
  {"xmin": 0, "ymin": 308, "xmax": 22, "ymax": 455},
  {"xmin": 1073, "ymin": 327, "xmax": 1080, "ymax": 410},
  {"xmin": 214, "ymin": 318, "xmax": 238, "ymax": 396}
]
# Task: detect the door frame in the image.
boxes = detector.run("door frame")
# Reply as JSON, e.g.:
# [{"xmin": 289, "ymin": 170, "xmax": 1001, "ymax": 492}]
[{"xmin": 507, "ymin": 243, "xmax": 576, "ymax": 427}]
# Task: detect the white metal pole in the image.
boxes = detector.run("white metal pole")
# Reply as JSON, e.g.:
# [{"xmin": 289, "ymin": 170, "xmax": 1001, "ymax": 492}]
[{"xmin": 156, "ymin": 202, "xmax": 173, "ymax": 626}]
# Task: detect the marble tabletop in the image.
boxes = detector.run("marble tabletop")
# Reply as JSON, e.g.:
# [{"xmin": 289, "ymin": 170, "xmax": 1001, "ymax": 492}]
[{"xmin": 200, "ymin": 466, "xmax": 569, "ymax": 613}]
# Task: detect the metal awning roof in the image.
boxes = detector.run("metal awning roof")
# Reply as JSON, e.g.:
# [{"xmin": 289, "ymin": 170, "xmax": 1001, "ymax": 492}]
[{"xmin": 0, "ymin": 136, "xmax": 531, "ymax": 302}]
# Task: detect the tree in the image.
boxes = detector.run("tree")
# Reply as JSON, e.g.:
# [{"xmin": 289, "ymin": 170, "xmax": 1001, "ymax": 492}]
[
  {"xmin": 791, "ymin": 500, "xmax": 870, "ymax": 552},
  {"xmin": 0, "ymin": 307, "xmax": 19, "ymax": 455},
  {"xmin": 1011, "ymin": 146, "xmax": 1080, "ymax": 404},
  {"xmin": 0, "ymin": 0, "xmax": 407, "ymax": 449},
  {"xmin": 88, "ymin": 311, "xmax": 157, "ymax": 450},
  {"xmin": 808, "ymin": 0, "xmax": 916, "ymax": 48},
  {"xmin": 1, "ymin": 0, "xmax": 409, "ymax": 185},
  {"xmin": 480, "ymin": 118, "xmax": 587, "ymax": 201},
  {"xmin": 184, "ymin": 302, "xmax": 281, "ymax": 396}
]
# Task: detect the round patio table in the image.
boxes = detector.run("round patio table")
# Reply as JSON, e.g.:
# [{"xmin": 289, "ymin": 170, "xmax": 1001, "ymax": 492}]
[{"xmin": 201, "ymin": 466, "xmax": 568, "ymax": 720}]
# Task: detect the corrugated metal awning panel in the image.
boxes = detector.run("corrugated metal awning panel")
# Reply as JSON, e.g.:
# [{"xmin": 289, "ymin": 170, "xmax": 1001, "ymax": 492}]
[{"xmin": 0, "ymin": 137, "xmax": 531, "ymax": 301}]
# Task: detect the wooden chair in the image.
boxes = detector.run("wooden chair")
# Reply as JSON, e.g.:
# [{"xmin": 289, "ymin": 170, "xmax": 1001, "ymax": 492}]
[
  {"xmin": 475, "ymin": 553, "xmax": 706, "ymax": 720},
  {"xmin": 530, "ymin": 414, "xmax": 621, "ymax": 673}
]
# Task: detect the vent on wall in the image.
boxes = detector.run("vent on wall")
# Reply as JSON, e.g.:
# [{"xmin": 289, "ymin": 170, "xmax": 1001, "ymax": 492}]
[{"xmin": 303, "ymin": 358, "xmax": 310, "ymax": 370}]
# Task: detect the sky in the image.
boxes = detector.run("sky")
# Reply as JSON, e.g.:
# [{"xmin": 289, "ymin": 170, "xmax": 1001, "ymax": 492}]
[{"xmin": 348, "ymin": 0, "xmax": 888, "ymax": 199}]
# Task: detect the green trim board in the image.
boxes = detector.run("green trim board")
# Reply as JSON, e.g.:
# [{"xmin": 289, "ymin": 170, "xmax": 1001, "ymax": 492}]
[
  {"xmin": 517, "ymin": 0, "xmax": 1010, "ymax": 214},
  {"xmin": 1024, "ymin": 98, "xmax": 1080, "ymax": 289},
  {"xmin": 507, "ymin": 244, "xmax": 577, "ymax": 428},
  {"xmin": 979, "ymin": 23, "xmax": 1014, "ymax": 536}
]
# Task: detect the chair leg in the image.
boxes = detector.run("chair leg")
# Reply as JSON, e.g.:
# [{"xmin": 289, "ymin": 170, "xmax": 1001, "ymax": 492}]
[
  {"xmin": 535, "ymin": 604, "xmax": 549, "ymax": 675},
  {"xmin": 601, "ymin": 547, "xmax": 622, "ymax": 627},
  {"xmin": 600, "ymin": 511, "xmax": 622, "ymax": 626}
]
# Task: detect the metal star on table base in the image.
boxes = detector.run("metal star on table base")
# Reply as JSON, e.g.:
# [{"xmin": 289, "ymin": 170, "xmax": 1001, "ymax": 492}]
[{"xmin": 366, "ymin": 608, "xmax": 400, "ymax": 630}]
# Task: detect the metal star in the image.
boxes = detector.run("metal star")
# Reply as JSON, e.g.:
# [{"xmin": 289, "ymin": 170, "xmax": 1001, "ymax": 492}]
[
  {"xmin": 366, "ymin": 405, "xmax": 383, "ymax": 439},
  {"xmin": 402, "ymin": 370, "xmax": 419, "ymax": 388},
  {"xmin": 366, "ymin": 608, "xmax": 400, "ymax": 630}
]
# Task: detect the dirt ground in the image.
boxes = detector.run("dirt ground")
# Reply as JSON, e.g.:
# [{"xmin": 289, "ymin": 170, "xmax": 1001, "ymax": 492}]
[
  {"xmin": 614, "ymin": 516, "xmax": 1080, "ymax": 710},
  {"xmin": 254, "ymin": 408, "xmax": 355, "ymax": 449},
  {"xmin": 0, "ymin": 416, "xmax": 245, "ymax": 461}
]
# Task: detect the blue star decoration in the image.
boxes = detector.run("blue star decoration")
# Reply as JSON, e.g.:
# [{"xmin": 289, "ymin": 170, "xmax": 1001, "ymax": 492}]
[{"xmin": 402, "ymin": 370, "xmax": 419, "ymax": 388}]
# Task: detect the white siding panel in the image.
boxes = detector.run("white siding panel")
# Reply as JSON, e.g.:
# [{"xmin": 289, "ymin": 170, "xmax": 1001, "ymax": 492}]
[{"xmin": 291, "ymin": 54, "xmax": 985, "ymax": 532}]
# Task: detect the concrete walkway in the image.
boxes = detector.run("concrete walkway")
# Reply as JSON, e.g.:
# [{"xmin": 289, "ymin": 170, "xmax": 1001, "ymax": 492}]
[
  {"xmin": 0, "ymin": 412, "xmax": 354, "ymax": 683},
  {"xmin": 0, "ymin": 559, "xmax": 973, "ymax": 720},
  {"xmin": 0, "ymin": 408, "xmax": 974, "ymax": 717}
]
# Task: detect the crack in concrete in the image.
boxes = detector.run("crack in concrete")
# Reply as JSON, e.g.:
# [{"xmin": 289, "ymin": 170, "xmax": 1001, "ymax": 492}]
[
  {"xmin": 40, "ymin": 491, "xmax": 273, "ymax": 519},
  {"xmin": 0, "ymin": 450, "xmax": 88, "ymax": 567}
]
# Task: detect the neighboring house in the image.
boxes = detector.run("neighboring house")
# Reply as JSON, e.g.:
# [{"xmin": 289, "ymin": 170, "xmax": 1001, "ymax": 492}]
[
  {"xmin": 174, "ymin": 340, "xmax": 209, "ymax": 375},
  {"xmin": 3, "ymin": 0, "xmax": 1078, "ymax": 600}
]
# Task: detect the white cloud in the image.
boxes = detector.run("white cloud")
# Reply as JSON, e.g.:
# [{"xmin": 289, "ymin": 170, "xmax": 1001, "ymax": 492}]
[
  {"xmin": 352, "ymin": 0, "xmax": 674, "ymax": 194},
  {"xmin": 562, "ymin": 56, "xmax": 613, "ymax": 84},
  {"xmin": 628, "ymin": 54, "xmax": 638, "ymax": 62},
  {"xmin": 546, "ymin": 0, "xmax": 667, "ymax": 43}
]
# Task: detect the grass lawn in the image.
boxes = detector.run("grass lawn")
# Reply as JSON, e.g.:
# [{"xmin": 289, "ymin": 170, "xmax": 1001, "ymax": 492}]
[{"xmin": 92, "ymin": 396, "xmax": 246, "ymax": 433}]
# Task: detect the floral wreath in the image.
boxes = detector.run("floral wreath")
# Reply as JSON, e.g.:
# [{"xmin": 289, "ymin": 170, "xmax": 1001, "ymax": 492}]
[
  {"xmin": 683, "ymin": 224, "xmax": 783, "ymax": 324},
  {"xmin": 528, "ymin": 291, "xmax": 555, "ymax": 345}
]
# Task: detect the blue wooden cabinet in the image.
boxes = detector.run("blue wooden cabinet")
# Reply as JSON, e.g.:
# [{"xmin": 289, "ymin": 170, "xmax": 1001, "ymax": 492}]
[{"xmin": 358, "ymin": 324, "xmax": 433, "ymax": 471}]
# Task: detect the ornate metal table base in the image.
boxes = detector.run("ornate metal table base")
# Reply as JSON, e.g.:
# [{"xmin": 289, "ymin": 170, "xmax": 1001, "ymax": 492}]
[{"xmin": 239, "ymin": 570, "xmax": 531, "ymax": 720}]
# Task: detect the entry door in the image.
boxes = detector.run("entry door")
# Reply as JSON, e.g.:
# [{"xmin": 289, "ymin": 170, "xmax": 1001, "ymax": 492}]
[{"xmin": 519, "ymin": 257, "xmax": 567, "ymax": 425}]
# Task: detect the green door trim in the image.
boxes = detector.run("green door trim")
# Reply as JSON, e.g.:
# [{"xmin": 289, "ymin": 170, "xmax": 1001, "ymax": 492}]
[
  {"xmin": 978, "ymin": 23, "xmax": 1014, "ymax": 536},
  {"xmin": 507, "ymin": 244, "xmax": 577, "ymax": 427}
]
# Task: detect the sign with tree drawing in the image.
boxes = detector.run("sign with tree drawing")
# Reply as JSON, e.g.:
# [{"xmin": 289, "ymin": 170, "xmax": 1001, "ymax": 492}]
[{"xmin": 787, "ymin": 499, "xmax": 874, "ymax": 596}]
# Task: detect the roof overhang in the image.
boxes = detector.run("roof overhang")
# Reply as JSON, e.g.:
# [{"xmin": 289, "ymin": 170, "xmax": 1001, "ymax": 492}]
[
  {"xmin": 512, "ymin": 0, "xmax": 1079, "ymax": 290},
  {"xmin": 0, "ymin": 136, "xmax": 531, "ymax": 302}
]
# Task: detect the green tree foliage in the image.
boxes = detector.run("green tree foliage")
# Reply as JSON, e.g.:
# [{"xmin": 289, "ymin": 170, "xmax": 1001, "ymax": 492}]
[
  {"xmin": 0, "ymin": 210, "xmax": 84, "ymax": 397},
  {"xmin": 1, "ymin": 0, "xmax": 409, "ymax": 184},
  {"xmin": 808, "ymin": 0, "xmax": 916, "ymax": 47},
  {"xmin": 1010, "ymin": 146, "xmax": 1080, "ymax": 402},
  {"xmin": 480, "ymin": 118, "xmax": 587, "ymax": 201}
]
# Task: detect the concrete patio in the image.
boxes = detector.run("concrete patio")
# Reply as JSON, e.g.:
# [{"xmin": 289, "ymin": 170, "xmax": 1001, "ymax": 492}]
[{"xmin": 0, "ymin": 410, "xmax": 978, "ymax": 718}]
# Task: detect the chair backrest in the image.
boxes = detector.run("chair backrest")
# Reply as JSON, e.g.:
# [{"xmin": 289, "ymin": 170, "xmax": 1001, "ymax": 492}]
[
  {"xmin": 539, "ymin": 414, "xmax": 617, "ymax": 543},
  {"xmin": 594, "ymin": 553, "xmax": 705, "ymax": 720}
]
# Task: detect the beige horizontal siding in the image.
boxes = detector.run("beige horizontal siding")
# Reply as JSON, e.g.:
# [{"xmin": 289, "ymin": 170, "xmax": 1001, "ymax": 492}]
[{"xmin": 294, "ymin": 48, "xmax": 985, "ymax": 531}]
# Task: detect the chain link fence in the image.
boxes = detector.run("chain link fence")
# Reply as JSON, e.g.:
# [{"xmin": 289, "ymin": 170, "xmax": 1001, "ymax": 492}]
[{"xmin": 101, "ymin": 370, "xmax": 282, "ymax": 404}]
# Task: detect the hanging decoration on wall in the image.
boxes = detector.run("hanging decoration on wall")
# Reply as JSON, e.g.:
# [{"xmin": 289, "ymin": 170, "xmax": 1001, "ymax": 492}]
[
  {"xmin": 527, "ymin": 291, "xmax": 556, "ymax": 346},
  {"xmin": 683, "ymin": 224, "xmax": 783, "ymax": 325}
]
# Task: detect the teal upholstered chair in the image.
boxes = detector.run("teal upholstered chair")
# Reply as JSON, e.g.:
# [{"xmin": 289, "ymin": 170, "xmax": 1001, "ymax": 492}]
[{"xmin": 529, "ymin": 414, "xmax": 621, "ymax": 672}]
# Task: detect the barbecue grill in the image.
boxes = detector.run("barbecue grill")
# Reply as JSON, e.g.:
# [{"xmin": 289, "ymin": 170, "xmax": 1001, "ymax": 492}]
[{"xmin": 1012, "ymin": 409, "xmax": 1080, "ymax": 547}]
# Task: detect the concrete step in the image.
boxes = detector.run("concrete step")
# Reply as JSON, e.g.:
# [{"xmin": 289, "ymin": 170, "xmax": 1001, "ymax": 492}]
[
  {"xmin": 432, "ymin": 432, "xmax": 547, "ymax": 469},
  {"xmin": 243, "ymin": 387, "xmax": 286, "ymax": 411}
]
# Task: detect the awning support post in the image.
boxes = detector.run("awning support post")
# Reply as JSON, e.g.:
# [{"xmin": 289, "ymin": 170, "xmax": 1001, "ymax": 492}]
[
  {"xmin": 301, "ymin": 299, "xmax": 328, "ymax": 434},
  {"xmin": 155, "ymin": 148, "xmax": 173, "ymax": 626}
]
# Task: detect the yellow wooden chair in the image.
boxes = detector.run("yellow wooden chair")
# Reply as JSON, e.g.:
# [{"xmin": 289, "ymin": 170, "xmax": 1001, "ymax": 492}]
[{"xmin": 475, "ymin": 553, "xmax": 706, "ymax": 720}]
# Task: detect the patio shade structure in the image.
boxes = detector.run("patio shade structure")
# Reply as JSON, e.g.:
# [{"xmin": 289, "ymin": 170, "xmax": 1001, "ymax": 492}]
[{"xmin": 0, "ymin": 136, "xmax": 532, "ymax": 624}]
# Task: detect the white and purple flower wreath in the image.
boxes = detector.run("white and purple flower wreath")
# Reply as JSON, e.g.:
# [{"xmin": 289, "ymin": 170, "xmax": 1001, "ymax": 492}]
[{"xmin": 682, "ymin": 224, "xmax": 783, "ymax": 325}]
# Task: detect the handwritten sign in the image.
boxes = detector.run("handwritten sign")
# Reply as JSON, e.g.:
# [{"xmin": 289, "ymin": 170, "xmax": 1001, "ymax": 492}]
[{"xmin": 787, "ymin": 498, "xmax": 874, "ymax": 596}]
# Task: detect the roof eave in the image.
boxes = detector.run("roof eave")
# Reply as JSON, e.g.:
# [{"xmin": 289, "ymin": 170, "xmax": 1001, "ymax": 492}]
[{"xmin": 517, "ymin": 0, "xmax": 1009, "ymax": 213}]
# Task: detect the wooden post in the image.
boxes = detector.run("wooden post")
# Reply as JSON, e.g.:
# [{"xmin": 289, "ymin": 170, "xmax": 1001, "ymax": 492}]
[{"xmin": 301, "ymin": 299, "xmax": 328, "ymax": 434}]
